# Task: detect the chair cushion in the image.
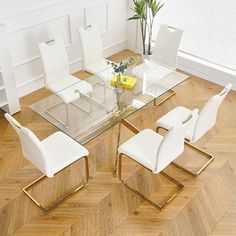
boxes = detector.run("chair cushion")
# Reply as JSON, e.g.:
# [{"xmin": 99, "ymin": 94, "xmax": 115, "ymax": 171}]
[
  {"xmin": 56, "ymin": 83, "xmax": 81, "ymax": 104},
  {"xmin": 132, "ymin": 60, "xmax": 173, "ymax": 83},
  {"xmin": 42, "ymin": 131, "xmax": 89, "ymax": 176},
  {"xmin": 47, "ymin": 75, "xmax": 93, "ymax": 104},
  {"xmin": 155, "ymin": 106, "xmax": 198, "ymax": 141},
  {"xmin": 75, "ymin": 80, "xmax": 93, "ymax": 95},
  {"xmin": 85, "ymin": 59, "xmax": 110, "ymax": 73},
  {"xmin": 85, "ymin": 59, "xmax": 114, "ymax": 85},
  {"xmin": 46, "ymin": 75, "xmax": 81, "ymax": 92},
  {"xmin": 118, "ymin": 129, "xmax": 163, "ymax": 171}
]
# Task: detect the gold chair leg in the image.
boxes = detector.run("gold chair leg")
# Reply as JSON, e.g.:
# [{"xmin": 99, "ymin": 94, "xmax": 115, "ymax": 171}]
[
  {"xmin": 172, "ymin": 141, "xmax": 215, "ymax": 176},
  {"xmin": 154, "ymin": 89, "xmax": 176, "ymax": 106},
  {"xmin": 23, "ymin": 156, "xmax": 89, "ymax": 214},
  {"xmin": 156, "ymin": 127, "xmax": 215, "ymax": 176},
  {"xmin": 114, "ymin": 120, "xmax": 141, "ymax": 176},
  {"xmin": 118, "ymin": 153, "xmax": 184, "ymax": 210}
]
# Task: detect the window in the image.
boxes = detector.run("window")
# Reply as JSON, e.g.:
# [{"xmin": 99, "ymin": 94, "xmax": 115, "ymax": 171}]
[{"xmin": 152, "ymin": 0, "xmax": 236, "ymax": 71}]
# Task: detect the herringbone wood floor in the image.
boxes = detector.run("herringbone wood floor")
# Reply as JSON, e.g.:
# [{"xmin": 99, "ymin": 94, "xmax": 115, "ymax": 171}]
[{"xmin": 1, "ymin": 50, "xmax": 236, "ymax": 236}]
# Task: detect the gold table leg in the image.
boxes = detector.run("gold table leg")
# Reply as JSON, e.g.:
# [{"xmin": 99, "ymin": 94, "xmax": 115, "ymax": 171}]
[
  {"xmin": 154, "ymin": 89, "xmax": 176, "ymax": 106},
  {"xmin": 114, "ymin": 122, "xmax": 122, "ymax": 176}
]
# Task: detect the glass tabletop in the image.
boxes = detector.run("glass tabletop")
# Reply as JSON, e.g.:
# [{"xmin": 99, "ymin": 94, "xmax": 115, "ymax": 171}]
[{"xmin": 30, "ymin": 55, "xmax": 189, "ymax": 145}]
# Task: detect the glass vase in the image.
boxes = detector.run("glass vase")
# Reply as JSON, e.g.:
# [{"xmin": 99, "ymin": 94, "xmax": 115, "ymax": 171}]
[{"xmin": 115, "ymin": 73, "xmax": 123, "ymax": 111}]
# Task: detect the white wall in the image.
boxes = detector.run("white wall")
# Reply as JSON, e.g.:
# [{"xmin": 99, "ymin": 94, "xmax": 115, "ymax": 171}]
[{"xmin": 0, "ymin": 0, "xmax": 128, "ymax": 97}]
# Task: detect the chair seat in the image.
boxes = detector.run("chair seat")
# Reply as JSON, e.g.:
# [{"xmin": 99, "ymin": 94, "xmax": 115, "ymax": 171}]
[
  {"xmin": 118, "ymin": 129, "xmax": 163, "ymax": 172},
  {"xmin": 42, "ymin": 131, "xmax": 89, "ymax": 176},
  {"xmin": 132, "ymin": 60, "xmax": 173, "ymax": 83},
  {"xmin": 155, "ymin": 106, "xmax": 198, "ymax": 141},
  {"xmin": 47, "ymin": 75, "xmax": 93, "ymax": 104},
  {"xmin": 85, "ymin": 59, "xmax": 114, "ymax": 85}
]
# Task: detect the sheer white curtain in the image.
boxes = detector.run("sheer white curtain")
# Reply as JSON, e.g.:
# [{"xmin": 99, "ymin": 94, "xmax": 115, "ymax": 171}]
[{"xmin": 152, "ymin": 0, "xmax": 236, "ymax": 71}]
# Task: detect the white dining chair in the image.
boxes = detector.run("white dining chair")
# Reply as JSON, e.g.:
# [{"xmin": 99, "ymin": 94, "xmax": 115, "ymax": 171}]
[
  {"xmin": 78, "ymin": 24, "xmax": 114, "ymax": 86},
  {"xmin": 38, "ymin": 37, "xmax": 93, "ymax": 127},
  {"xmin": 117, "ymin": 109, "xmax": 198, "ymax": 210},
  {"xmin": 155, "ymin": 84, "xmax": 232, "ymax": 175},
  {"xmin": 132, "ymin": 24, "xmax": 183, "ymax": 104},
  {"xmin": 4, "ymin": 113, "xmax": 89, "ymax": 213}
]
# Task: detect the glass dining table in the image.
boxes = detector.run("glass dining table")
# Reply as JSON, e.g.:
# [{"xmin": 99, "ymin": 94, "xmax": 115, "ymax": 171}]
[{"xmin": 30, "ymin": 55, "xmax": 189, "ymax": 174}]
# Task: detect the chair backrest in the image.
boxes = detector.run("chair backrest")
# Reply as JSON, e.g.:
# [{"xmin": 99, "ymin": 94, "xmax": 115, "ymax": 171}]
[
  {"xmin": 154, "ymin": 109, "xmax": 198, "ymax": 173},
  {"xmin": 152, "ymin": 24, "xmax": 183, "ymax": 69},
  {"xmin": 38, "ymin": 37, "xmax": 69, "ymax": 85},
  {"xmin": 192, "ymin": 84, "xmax": 232, "ymax": 143},
  {"xmin": 78, "ymin": 24, "xmax": 103, "ymax": 69},
  {"xmin": 4, "ymin": 113, "xmax": 52, "ymax": 177}
]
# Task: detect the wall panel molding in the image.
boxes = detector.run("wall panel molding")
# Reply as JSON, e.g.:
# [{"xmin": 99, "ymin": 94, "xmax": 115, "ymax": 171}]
[
  {"xmin": 0, "ymin": 0, "xmax": 128, "ymax": 97},
  {"xmin": 8, "ymin": 13, "xmax": 73, "ymax": 42},
  {"xmin": 0, "ymin": 0, "xmax": 72, "ymax": 20},
  {"xmin": 9, "ymin": 13, "xmax": 72, "ymax": 68},
  {"xmin": 84, "ymin": 1, "xmax": 109, "ymax": 34},
  {"xmin": 12, "ymin": 44, "xmax": 72, "ymax": 69}
]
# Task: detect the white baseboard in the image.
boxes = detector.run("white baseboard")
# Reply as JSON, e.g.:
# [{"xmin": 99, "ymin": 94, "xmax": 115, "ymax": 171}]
[
  {"xmin": 177, "ymin": 52, "xmax": 236, "ymax": 90},
  {"xmin": 17, "ymin": 75, "xmax": 44, "ymax": 98},
  {"xmin": 17, "ymin": 40, "xmax": 128, "ymax": 98}
]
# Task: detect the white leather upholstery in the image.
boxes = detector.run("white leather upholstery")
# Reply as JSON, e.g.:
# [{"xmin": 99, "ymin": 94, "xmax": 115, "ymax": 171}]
[
  {"xmin": 78, "ymin": 25, "xmax": 114, "ymax": 84},
  {"xmin": 85, "ymin": 58, "xmax": 114, "ymax": 84},
  {"xmin": 155, "ymin": 84, "xmax": 232, "ymax": 143},
  {"xmin": 118, "ymin": 109, "xmax": 198, "ymax": 174},
  {"xmin": 152, "ymin": 25, "xmax": 183, "ymax": 69},
  {"xmin": 4, "ymin": 113, "xmax": 89, "ymax": 178},
  {"xmin": 132, "ymin": 60, "xmax": 173, "ymax": 84},
  {"xmin": 38, "ymin": 38, "xmax": 69, "ymax": 85},
  {"xmin": 155, "ymin": 106, "xmax": 199, "ymax": 141},
  {"xmin": 132, "ymin": 25, "xmax": 183, "ymax": 87},
  {"xmin": 83, "ymin": 58, "xmax": 110, "ymax": 75},
  {"xmin": 78, "ymin": 25, "xmax": 103, "ymax": 69},
  {"xmin": 118, "ymin": 129, "xmax": 163, "ymax": 171},
  {"xmin": 41, "ymin": 131, "xmax": 89, "ymax": 175},
  {"xmin": 46, "ymin": 75, "xmax": 80, "ymax": 93},
  {"xmin": 47, "ymin": 75, "xmax": 93, "ymax": 104},
  {"xmin": 38, "ymin": 37, "xmax": 93, "ymax": 102},
  {"xmin": 193, "ymin": 84, "xmax": 232, "ymax": 142}
]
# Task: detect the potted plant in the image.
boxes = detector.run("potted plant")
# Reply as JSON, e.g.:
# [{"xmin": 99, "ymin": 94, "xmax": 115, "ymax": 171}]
[{"xmin": 128, "ymin": 0, "xmax": 164, "ymax": 56}]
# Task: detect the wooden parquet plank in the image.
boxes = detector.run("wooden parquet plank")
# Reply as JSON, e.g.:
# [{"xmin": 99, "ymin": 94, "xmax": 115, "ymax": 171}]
[
  {"xmin": 210, "ymin": 201, "xmax": 236, "ymax": 236},
  {"xmin": 0, "ymin": 50, "xmax": 236, "ymax": 235},
  {"xmin": 112, "ymin": 161, "xmax": 236, "ymax": 236}
]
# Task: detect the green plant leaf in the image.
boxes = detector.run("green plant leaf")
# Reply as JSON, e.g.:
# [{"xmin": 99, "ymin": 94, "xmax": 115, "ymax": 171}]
[
  {"xmin": 157, "ymin": 2, "xmax": 165, "ymax": 13},
  {"xmin": 127, "ymin": 15, "xmax": 141, "ymax": 21},
  {"xmin": 128, "ymin": 0, "xmax": 147, "ymax": 21},
  {"xmin": 150, "ymin": 1, "xmax": 164, "ymax": 17}
]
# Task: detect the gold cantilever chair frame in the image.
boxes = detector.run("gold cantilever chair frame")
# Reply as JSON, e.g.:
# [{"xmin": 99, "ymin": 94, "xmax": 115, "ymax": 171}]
[
  {"xmin": 156, "ymin": 126, "xmax": 214, "ymax": 176},
  {"xmin": 23, "ymin": 156, "xmax": 89, "ymax": 214},
  {"xmin": 118, "ymin": 153, "xmax": 184, "ymax": 210}
]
